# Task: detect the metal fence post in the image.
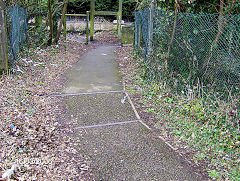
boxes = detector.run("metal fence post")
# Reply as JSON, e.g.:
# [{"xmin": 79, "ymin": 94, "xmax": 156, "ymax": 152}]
[
  {"xmin": 134, "ymin": 13, "xmax": 137, "ymax": 48},
  {"xmin": 137, "ymin": 23, "xmax": 141, "ymax": 50},
  {"xmin": 148, "ymin": 1, "xmax": 154, "ymax": 54},
  {"xmin": 134, "ymin": 20, "xmax": 141, "ymax": 50}
]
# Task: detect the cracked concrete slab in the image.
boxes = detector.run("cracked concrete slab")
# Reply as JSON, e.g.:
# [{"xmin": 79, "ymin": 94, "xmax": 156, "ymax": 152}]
[
  {"xmin": 62, "ymin": 92, "xmax": 137, "ymax": 127},
  {"xmin": 76, "ymin": 122, "xmax": 204, "ymax": 181}
]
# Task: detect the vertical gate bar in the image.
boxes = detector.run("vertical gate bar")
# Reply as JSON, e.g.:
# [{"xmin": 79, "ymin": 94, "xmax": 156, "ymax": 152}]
[{"xmin": 148, "ymin": 1, "xmax": 154, "ymax": 54}]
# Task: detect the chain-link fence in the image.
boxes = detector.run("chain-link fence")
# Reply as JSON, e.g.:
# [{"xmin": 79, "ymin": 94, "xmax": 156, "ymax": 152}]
[
  {"xmin": 6, "ymin": 5, "xmax": 28, "ymax": 65},
  {"xmin": 135, "ymin": 7, "xmax": 240, "ymax": 97},
  {"xmin": 5, "ymin": 3, "xmax": 59, "ymax": 66}
]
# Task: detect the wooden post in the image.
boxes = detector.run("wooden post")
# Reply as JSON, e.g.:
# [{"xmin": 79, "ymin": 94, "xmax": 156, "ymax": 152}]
[
  {"xmin": 54, "ymin": 0, "xmax": 69, "ymax": 44},
  {"xmin": 117, "ymin": 11, "xmax": 119, "ymax": 33},
  {"xmin": 90, "ymin": 0, "xmax": 95, "ymax": 41},
  {"xmin": 117, "ymin": 0, "xmax": 122, "ymax": 39},
  {"xmin": 0, "ymin": 0, "xmax": 8, "ymax": 71},
  {"xmin": 63, "ymin": 14, "xmax": 67, "ymax": 41},
  {"xmin": 86, "ymin": 11, "xmax": 89, "ymax": 44}
]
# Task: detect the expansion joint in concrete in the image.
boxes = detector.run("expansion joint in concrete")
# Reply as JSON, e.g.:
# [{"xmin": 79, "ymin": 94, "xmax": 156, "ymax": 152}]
[
  {"xmin": 50, "ymin": 90, "xmax": 124, "ymax": 97},
  {"xmin": 74, "ymin": 120, "xmax": 141, "ymax": 129}
]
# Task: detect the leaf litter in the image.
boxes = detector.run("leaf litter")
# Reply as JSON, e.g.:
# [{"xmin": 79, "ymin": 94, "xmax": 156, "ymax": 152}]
[{"xmin": 0, "ymin": 38, "xmax": 94, "ymax": 180}]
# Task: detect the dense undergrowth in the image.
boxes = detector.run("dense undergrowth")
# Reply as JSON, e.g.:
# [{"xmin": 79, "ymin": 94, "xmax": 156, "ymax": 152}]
[{"xmin": 132, "ymin": 50, "xmax": 240, "ymax": 180}]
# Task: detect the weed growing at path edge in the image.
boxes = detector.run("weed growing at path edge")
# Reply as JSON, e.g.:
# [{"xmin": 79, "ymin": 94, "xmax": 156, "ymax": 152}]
[{"xmin": 131, "ymin": 50, "xmax": 240, "ymax": 180}]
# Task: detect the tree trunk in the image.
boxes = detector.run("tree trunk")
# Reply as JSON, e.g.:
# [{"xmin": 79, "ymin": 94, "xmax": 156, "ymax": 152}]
[
  {"xmin": 47, "ymin": 0, "xmax": 53, "ymax": 46},
  {"xmin": 165, "ymin": 0, "xmax": 179, "ymax": 76},
  {"xmin": 0, "ymin": 0, "xmax": 8, "ymax": 71},
  {"xmin": 54, "ymin": 0, "xmax": 69, "ymax": 44},
  {"xmin": 202, "ymin": 0, "xmax": 224, "ymax": 69}
]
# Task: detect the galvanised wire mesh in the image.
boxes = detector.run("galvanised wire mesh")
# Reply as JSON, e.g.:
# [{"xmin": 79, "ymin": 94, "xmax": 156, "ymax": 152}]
[
  {"xmin": 6, "ymin": 5, "xmax": 28, "ymax": 64},
  {"xmin": 135, "ymin": 7, "xmax": 240, "ymax": 97}
]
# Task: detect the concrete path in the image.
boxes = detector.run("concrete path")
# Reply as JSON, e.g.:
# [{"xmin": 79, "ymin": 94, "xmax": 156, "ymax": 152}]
[
  {"xmin": 62, "ymin": 46, "xmax": 122, "ymax": 94},
  {"xmin": 59, "ymin": 45, "xmax": 205, "ymax": 180}
]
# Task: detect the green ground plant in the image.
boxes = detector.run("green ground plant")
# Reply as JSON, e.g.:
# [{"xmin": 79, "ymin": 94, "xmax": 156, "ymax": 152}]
[{"xmin": 132, "ymin": 49, "xmax": 240, "ymax": 180}]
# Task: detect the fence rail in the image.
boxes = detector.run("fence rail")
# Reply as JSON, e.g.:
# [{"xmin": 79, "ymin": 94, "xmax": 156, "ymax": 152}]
[{"xmin": 134, "ymin": 7, "xmax": 240, "ymax": 97}]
